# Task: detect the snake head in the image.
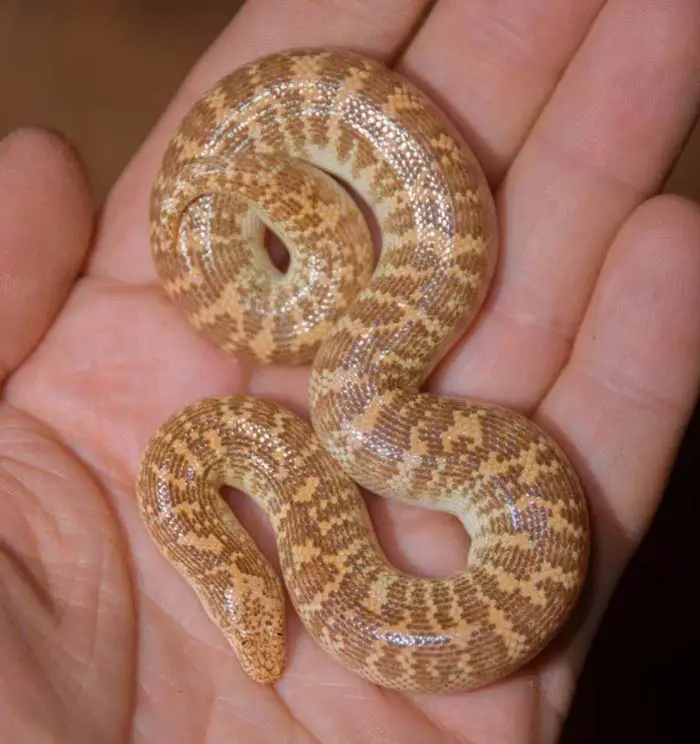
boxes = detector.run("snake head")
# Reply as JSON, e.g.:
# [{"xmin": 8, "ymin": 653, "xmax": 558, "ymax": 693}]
[
  {"xmin": 200, "ymin": 567, "xmax": 287, "ymax": 684},
  {"xmin": 232, "ymin": 620, "xmax": 286, "ymax": 684},
  {"xmin": 219, "ymin": 576, "xmax": 287, "ymax": 684}
]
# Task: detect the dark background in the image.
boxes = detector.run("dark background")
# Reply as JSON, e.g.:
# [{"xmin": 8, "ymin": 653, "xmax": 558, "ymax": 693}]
[{"xmin": 1, "ymin": 2, "xmax": 698, "ymax": 741}]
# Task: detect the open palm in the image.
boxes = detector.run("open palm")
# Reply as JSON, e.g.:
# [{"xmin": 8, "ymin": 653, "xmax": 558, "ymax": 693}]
[{"xmin": 2, "ymin": 2, "xmax": 699, "ymax": 742}]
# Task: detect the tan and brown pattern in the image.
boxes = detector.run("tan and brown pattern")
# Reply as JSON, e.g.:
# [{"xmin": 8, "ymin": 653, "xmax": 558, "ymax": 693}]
[{"xmin": 138, "ymin": 49, "xmax": 590, "ymax": 693}]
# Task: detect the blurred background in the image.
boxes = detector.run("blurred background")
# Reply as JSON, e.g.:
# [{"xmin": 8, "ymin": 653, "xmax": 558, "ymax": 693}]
[{"xmin": 1, "ymin": 2, "xmax": 697, "ymax": 742}]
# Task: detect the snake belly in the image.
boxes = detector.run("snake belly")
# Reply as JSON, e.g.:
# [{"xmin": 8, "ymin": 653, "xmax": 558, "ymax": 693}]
[{"xmin": 137, "ymin": 48, "xmax": 589, "ymax": 693}]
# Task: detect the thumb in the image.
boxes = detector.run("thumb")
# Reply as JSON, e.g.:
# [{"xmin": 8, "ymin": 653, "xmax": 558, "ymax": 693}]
[{"xmin": 0, "ymin": 128, "xmax": 92, "ymax": 383}]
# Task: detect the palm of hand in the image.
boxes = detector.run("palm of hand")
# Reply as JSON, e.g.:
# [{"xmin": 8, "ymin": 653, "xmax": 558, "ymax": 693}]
[{"xmin": 2, "ymin": 3, "xmax": 699, "ymax": 743}]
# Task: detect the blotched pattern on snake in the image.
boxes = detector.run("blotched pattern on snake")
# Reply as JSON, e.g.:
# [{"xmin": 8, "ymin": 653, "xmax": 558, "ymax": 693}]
[{"xmin": 137, "ymin": 49, "xmax": 589, "ymax": 693}]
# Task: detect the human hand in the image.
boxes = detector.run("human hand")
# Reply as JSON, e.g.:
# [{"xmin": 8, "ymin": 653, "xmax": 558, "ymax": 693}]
[{"xmin": 2, "ymin": 2, "xmax": 699, "ymax": 742}]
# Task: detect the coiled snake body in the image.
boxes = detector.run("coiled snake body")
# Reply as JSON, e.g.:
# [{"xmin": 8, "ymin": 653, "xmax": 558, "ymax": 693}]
[{"xmin": 137, "ymin": 49, "xmax": 589, "ymax": 693}]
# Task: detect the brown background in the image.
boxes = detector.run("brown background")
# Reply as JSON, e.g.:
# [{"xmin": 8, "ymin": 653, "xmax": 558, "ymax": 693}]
[{"xmin": 1, "ymin": 3, "xmax": 697, "ymax": 743}]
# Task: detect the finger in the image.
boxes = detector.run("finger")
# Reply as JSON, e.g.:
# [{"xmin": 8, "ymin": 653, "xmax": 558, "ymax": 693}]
[
  {"xmin": 91, "ymin": 0, "xmax": 435, "ymax": 282},
  {"xmin": 537, "ymin": 195, "xmax": 700, "ymax": 687},
  {"xmin": 434, "ymin": 0, "xmax": 700, "ymax": 409},
  {"xmin": 400, "ymin": 0, "xmax": 604, "ymax": 183},
  {"xmin": 0, "ymin": 128, "xmax": 92, "ymax": 382}
]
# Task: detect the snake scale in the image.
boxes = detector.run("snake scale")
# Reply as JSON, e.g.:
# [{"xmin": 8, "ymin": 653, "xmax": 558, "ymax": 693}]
[{"xmin": 137, "ymin": 49, "xmax": 589, "ymax": 693}]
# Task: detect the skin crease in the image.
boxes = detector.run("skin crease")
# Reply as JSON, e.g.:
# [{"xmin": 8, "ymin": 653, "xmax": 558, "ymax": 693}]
[{"xmin": 0, "ymin": 0, "xmax": 699, "ymax": 742}]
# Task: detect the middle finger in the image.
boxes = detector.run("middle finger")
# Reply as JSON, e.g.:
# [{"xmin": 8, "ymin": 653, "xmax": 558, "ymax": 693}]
[{"xmin": 400, "ymin": 0, "xmax": 604, "ymax": 183}]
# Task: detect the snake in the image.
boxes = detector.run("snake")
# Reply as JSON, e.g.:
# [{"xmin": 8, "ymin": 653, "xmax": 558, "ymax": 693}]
[{"xmin": 136, "ymin": 48, "xmax": 590, "ymax": 693}]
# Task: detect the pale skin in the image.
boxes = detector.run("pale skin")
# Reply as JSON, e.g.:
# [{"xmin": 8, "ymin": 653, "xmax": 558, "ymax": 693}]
[{"xmin": 1, "ymin": 1, "xmax": 699, "ymax": 742}]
